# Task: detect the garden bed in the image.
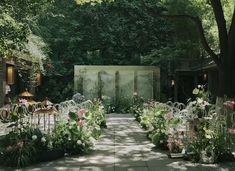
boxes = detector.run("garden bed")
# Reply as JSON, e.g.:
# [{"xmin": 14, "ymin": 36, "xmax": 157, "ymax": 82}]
[
  {"xmin": 131, "ymin": 86, "xmax": 235, "ymax": 164},
  {"xmin": 0, "ymin": 97, "xmax": 106, "ymax": 168}
]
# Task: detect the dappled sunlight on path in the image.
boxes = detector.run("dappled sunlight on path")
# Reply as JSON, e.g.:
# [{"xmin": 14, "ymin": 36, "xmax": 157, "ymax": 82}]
[{"xmin": 3, "ymin": 114, "xmax": 235, "ymax": 171}]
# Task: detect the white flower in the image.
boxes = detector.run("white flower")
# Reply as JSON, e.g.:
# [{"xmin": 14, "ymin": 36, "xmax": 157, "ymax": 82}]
[
  {"xmin": 68, "ymin": 137, "xmax": 71, "ymax": 141},
  {"xmin": 32, "ymin": 135, "xmax": 37, "ymax": 140},
  {"xmin": 89, "ymin": 137, "xmax": 96, "ymax": 144},
  {"xmin": 99, "ymin": 105, "xmax": 104, "ymax": 110},
  {"xmin": 41, "ymin": 137, "xmax": 46, "ymax": 143},
  {"xmin": 77, "ymin": 140, "xmax": 82, "ymax": 145},
  {"xmin": 205, "ymin": 134, "xmax": 212, "ymax": 139},
  {"xmin": 197, "ymin": 98, "xmax": 203, "ymax": 104}
]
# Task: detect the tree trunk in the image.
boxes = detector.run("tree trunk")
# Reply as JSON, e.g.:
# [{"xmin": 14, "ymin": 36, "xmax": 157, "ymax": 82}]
[{"xmin": 217, "ymin": 53, "xmax": 235, "ymax": 99}]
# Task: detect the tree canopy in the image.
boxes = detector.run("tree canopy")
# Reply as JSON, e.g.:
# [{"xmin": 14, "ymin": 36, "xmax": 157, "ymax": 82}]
[
  {"xmin": 2, "ymin": 0, "xmax": 234, "ymax": 101},
  {"xmin": 36, "ymin": 0, "xmax": 175, "ymax": 102},
  {"xmin": 0, "ymin": 0, "xmax": 52, "ymax": 57}
]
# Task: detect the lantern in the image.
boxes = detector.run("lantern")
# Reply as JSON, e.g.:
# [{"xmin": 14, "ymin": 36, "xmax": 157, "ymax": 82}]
[
  {"xmin": 6, "ymin": 65, "xmax": 15, "ymax": 85},
  {"xmin": 19, "ymin": 89, "xmax": 34, "ymax": 97},
  {"xmin": 171, "ymin": 79, "xmax": 175, "ymax": 86}
]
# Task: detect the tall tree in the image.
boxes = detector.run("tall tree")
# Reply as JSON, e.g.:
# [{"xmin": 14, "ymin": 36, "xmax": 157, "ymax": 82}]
[{"xmin": 142, "ymin": 0, "xmax": 235, "ymax": 98}]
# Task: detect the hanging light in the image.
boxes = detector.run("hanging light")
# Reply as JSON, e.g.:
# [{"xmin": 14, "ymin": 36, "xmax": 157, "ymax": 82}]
[
  {"xmin": 35, "ymin": 72, "xmax": 42, "ymax": 86},
  {"xmin": 203, "ymin": 73, "xmax": 207, "ymax": 81},
  {"xmin": 6, "ymin": 65, "xmax": 15, "ymax": 85},
  {"xmin": 171, "ymin": 79, "xmax": 175, "ymax": 86}
]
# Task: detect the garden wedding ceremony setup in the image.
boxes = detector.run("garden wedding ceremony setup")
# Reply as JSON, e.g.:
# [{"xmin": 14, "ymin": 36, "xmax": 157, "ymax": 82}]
[{"xmin": 1, "ymin": 0, "xmax": 235, "ymax": 170}]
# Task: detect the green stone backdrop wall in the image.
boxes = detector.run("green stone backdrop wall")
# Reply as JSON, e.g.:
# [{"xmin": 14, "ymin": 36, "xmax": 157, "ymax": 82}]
[{"xmin": 74, "ymin": 66, "xmax": 160, "ymax": 102}]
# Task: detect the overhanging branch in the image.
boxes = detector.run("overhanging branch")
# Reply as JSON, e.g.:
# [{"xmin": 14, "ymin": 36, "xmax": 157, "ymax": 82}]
[{"xmin": 141, "ymin": 0, "xmax": 221, "ymax": 68}]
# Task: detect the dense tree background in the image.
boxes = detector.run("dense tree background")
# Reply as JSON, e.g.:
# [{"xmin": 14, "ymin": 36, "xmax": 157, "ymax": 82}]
[
  {"xmin": 2, "ymin": 0, "xmax": 233, "ymax": 102},
  {"xmin": 0, "ymin": 0, "xmax": 52, "ymax": 57},
  {"xmin": 38, "ymin": 0, "xmax": 224, "ymax": 102},
  {"xmin": 36, "ymin": 0, "xmax": 177, "ymax": 102}
]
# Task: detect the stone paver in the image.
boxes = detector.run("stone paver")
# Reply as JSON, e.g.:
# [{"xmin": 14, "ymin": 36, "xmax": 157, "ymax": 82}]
[{"xmin": 1, "ymin": 114, "xmax": 235, "ymax": 171}]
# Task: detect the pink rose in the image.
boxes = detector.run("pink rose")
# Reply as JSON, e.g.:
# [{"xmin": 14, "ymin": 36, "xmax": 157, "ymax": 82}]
[
  {"xmin": 165, "ymin": 112, "xmax": 173, "ymax": 120},
  {"xmin": 167, "ymin": 142, "xmax": 173, "ymax": 152},
  {"xmin": 78, "ymin": 109, "xmax": 87, "ymax": 117},
  {"xmin": 78, "ymin": 120, "xmax": 84, "ymax": 126},
  {"xmin": 16, "ymin": 142, "xmax": 24, "ymax": 148},
  {"xmin": 167, "ymin": 137, "xmax": 174, "ymax": 143},
  {"xmin": 224, "ymin": 101, "xmax": 235, "ymax": 108}
]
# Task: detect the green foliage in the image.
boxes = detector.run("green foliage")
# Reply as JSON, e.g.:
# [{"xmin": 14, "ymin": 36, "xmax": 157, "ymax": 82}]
[
  {"xmin": 51, "ymin": 120, "xmax": 93, "ymax": 155},
  {"xmin": 138, "ymin": 102, "xmax": 173, "ymax": 149},
  {"xmin": 0, "ymin": 124, "xmax": 42, "ymax": 167},
  {"xmin": 141, "ymin": 0, "xmax": 202, "ymax": 68},
  {"xmin": 36, "ymin": 0, "xmax": 173, "ymax": 102},
  {"xmin": 101, "ymin": 96, "xmax": 116, "ymax": 113},
  {"xmin": 0, "ymin": 0, "xmax": 52, "ymax": 57},
  {"xmin": 152, "ymin": 131, "xmax": 168, "ymax": 149},
  {"xmin": 0, "ymin": 100, "xmax": 106, "ymax": 167},
  {"xmin": 158, "ymin": 0, "xmax": 234, "ymax": 55}
]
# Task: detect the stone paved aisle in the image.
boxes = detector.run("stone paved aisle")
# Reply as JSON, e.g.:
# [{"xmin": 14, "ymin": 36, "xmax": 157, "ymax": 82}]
[{"xmin": 2, "ymin": 114, "xmax": 235, "ymax": 171}]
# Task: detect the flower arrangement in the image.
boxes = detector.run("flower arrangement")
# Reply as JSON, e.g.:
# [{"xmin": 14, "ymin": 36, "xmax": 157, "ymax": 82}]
[
  {"xmin": 187, "ymin": 85, "xmax": 210, "ymax": 118},
  {"xmin": 0, "ymin": 122, "xmax": 47, "ymax": 167},
  {"xmin": 138, "ymin": 102, "xmax": 174, "ymax": 149},
  {"xmin": 0, "ymin": 99, "xmax": 106, "ymax": 168}
]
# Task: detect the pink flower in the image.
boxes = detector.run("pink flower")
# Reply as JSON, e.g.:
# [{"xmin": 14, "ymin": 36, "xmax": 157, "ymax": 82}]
[
  {"xmin": 19, "ymin": 99, "xmax": 28, "ymax": 106},
  {"xmin": 6, "ymin": 145, "xmax": 13, "ymax": 152},
  {"xmin": 167, "ymin": 137, "xmax": 174, "ymax": 143},
  {"xmin": 78, "ymin": 120, "xmax": 84, "ymax": 126},
  {"xmin": 78, "ymin": 109, "xmax": 87, "ymax": 117},
  {"xmin": 16, "ymin": 142, "xmax": 24, "ymax": 148},
  {"xmin": 165, "ymin": 112, "xmax": 173, "ymax": 120},
  {"xmin": 167, "ymin": 142, "xmax": 173, "ymax": 152},
  {"xmin": 228, "ymin": 128, "xmax": 235, "ymax": 134},
  {"xmin": 224, "ymin": 101, "xmax": 235, "ymax": 108}
]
